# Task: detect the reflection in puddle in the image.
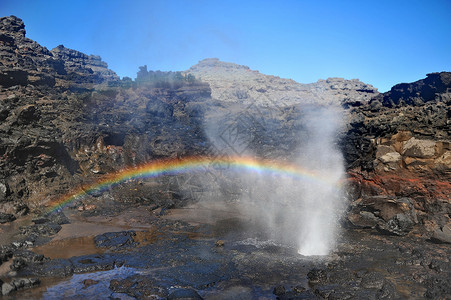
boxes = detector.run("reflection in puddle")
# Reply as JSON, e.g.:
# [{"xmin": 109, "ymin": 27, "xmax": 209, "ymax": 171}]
[
  {"xmin": 33, "ymin": 236, "xmax": 104, "ymax": 259},
  {"xmin": 41, "ymin": 266, "xmax": 138, "ymax": 299},
  {"xmin": 0, "ymin": 215, "xmax": 33, "ymax": 245}
]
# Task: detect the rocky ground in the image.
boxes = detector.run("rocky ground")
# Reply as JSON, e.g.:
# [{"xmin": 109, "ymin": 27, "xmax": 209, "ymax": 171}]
[
  {"xmin": 0, "ymin": 182, "xmax": 450, "ymax": 299},
  {"xmin": 0, "ymin": 15, "xmax": 450, "ymax": 299}
]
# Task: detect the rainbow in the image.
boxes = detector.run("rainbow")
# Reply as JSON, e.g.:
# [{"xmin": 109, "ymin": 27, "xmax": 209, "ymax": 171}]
[{"xmin": 45, "ymin": 156, "xmax": 340, "ymax": 214}]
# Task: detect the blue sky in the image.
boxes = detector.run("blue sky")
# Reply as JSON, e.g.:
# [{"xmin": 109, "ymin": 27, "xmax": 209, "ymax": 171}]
[{"xmin": 1, "ymin": 0, "xmax": 450, "ymax": 92}]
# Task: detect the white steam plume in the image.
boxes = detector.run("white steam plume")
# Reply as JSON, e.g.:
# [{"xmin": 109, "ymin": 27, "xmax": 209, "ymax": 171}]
[{"xmin": 201, "ymin": 103, "xmax": 346, "ymax": 256}]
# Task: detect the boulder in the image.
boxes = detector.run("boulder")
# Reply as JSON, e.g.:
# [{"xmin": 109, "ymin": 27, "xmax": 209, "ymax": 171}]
[
  {"xmin": 402, "ymin": 138, "xmax": 436, "ymax": 158},
  {"xmin": 375, "ymin": 145, "xmax": 402, "ymax": 171},
  {"xmin": 434, "ymin": 151, "xmax": 451, "ymax": 171},
  {"xmin": 431, "ymin": 224, "xmax": 451, "ymax": 244},
  {"xmin": 0, "ymin": 212, "xmax": 15, "ymax": 224},
  {"xmin": 1, "ymin": 282, "xmax": 15, "ymax": 296},
  {"xmin": 378, "ymin": 152, "xmax": 402, "ymax": 164},
  {"xmin": 377, "ymin": 213, "xmax": 415, "ymax": 236},
  {"xmin": 347, "ymin": 196, "xmax": 417, "ymax": 235},
  {"xmin": 93, "ymin": 231, "xmax": 137, "ymax": 250}
]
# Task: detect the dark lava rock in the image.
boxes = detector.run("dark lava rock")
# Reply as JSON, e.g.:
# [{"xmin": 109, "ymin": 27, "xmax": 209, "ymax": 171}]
[
  {"xmin": 11, "ymin": 277, "xmax": 40, "ymax": 290},
  {"xmin": 273, "ymin": 285, "xmax": 286, "ymax": 296},
  {"xmin": 376, "ymin": 280, "xmax": 397, "ymax": 299},
  {"xmin": 70, "ymin": 254, "xmax": 117, "ymax": 273},
  {"xmin": 0, "ymin": 277, "xmax": 40, "ymax": 296},
  {"xmin": 109, "ymin": 278, "xmax": 134, "ymax": 293},
  {"xmin": 307, "ymin": 268, "xmax": 328, "ymax": 284},
  {"xmin": 360, "ymin": 272, "xmax": 386, "ymax": 290},
  {"xmin": 277, "ymin": 290, "xmax": 316, "ymax": 300},
  {"xmin": 424, "ymin": 276, "xmax": 451, "ymax": 299},
  {"xmin": 10, "ymin": 250, "xmax": 46, "ymax": 271},
  {"xmin": 19, "ymin": 223, "xmax": 62, "ymax": 236},
  {"xmin": 109, "ymin": 275, "xmax": 168, "ymax": 299},
  {"xmin": 33, "ymin": 211, "xmax": 70, "ymax": 225},
  {"xmin": 428, "ymin": 259, "xmax": 449, "ymax": 273},
  {"xmin": 168, "ymin": 288, "xmax": 203, "ymax": 300},
  {"xmin": 23, "ymin": 258, "xmax": 74, "ymax": 277},
  {"xmin": 377, "ymin": 213, "xmax": 415, "ymax": 236},
  {"xmin": 10, "ymin": 257, "xmax": 27, "ymax": 271},
  {"xmin": 0, "ymin": 212, "xmax": 16, "ymax": 223},
  {"xmin": 314, "ymin": 285, "xmax": 341, "ymax": 299},
  {"xmin": 348, "ymin": 196, "xmax": 417, "ymax": 236},
  {"xmin": 31, "ymin": 216, "xmax": 50, "ymax": 224},
  {"xmin": 94, "ymin": 231, "xmax": 137, "ymax": 250},
  {"xmin": 14, "ymin": 203, "xmax": 29, "ymax": 216},
  {"xmin": 13, "ymin": 249, "xmax": 45, "ymax": 263},
  {"xmin": 0, "ymin": 245, "xmax": 13, "ymax": 263}
]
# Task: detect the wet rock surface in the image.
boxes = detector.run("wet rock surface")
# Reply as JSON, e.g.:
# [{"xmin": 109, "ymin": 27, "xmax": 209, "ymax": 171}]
[
  {"xmin": 94, "ymin": 231, "xmax": 138, "ymax": 251},
  {"xmin": 2, "ymin": 192, "xmax": 449, "ymax": 299}
]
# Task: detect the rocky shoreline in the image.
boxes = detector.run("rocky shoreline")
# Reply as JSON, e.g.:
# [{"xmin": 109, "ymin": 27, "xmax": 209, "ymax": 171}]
[
  {"xmin": 0, "ymin": 15, "xmax": 450, "ymax": 299},
  {"xmin": 0, "ymin": 188, "xmax": 450, "ymax": 299}
]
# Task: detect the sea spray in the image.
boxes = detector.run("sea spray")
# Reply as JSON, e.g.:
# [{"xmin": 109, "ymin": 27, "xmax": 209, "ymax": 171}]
[
  {"xmin": 204, "ymin": 104, "xmax": 346, "ymax": 256},
  {"xmin": 295, "ymin": 106, "xmax": 345, "ymax": 255}
]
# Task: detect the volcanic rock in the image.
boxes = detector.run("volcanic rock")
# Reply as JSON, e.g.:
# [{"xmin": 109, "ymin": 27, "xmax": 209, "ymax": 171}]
[
  {"xmin": 167, "ymin": 288, "xmax": 203, "ymax": 300},
  {"xmin": 431, "ymin": 224, "xmax": 451, "ymax": 244},
  {"xmin": 0, "ymin": 246, "xmax": 13, "ymax": 263},
  {"xmin": 0, "ymin": 16, "xmax": 214, "ymax": 209},
  {"xmin": 94, "ymin": 231, "xmax": 137, "ymax": 250},
  {"xmin": 344, "ymin": 71, "xmax": 451, "ymax": 238},
  {"xmin": 22, "ymin": 258, "xmax": 74, "ymax": 277},
  {"xmin": 348, "ymin": 196, "xmax": 417, "ymax": 235},
  {"xmin": 109, "ymin": 275, "xmax": 169, "ymax": 299},
  {"xmin": 1, "ymin": 282, "xmax": 15, "ymax": 296},
  {"xmin": 70, "ymin": 254, "xmax": 116, "ymax": 273},
  {"xmin": 0, "ymin": 212, "xmax": 15, "ymax": 223},
  {"xmin": 0, "ymin": 13, "xmax": 450, "ymax": 300},
  {"xmin": 424, "ymin": 276, "xmax": 451, "ymax": 299},
  {"xmin": 307, "ymin": 268, "xmax": 328, "ymax": 284},
  {"xmin": 402, "ymin": 137, "xmax": 436, "ymax": 158},
  {"xmin": 187, "ymin": 58, "xmax": 379, "ymax": 106}
]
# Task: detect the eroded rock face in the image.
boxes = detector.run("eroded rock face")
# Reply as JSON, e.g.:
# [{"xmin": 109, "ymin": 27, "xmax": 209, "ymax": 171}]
[
  {"xmin": 345, "ymin": 72, "xmax": 451, "ymax": 240},
  {"xmin": 0, "ymin": 16, "xmax": 212, "ymax": 210},
  {"xmin": 0, "ymin": 15, "xmax": 119, "ymax": 89},
  {"xmin": 186, "ymin": 58, "xmax": 379, "ymax": 106}
]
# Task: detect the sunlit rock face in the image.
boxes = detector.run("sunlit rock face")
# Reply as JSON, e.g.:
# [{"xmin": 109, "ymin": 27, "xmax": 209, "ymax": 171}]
[
  {"xmin": 0, "ymin": 16, "xmax": 119, "ymax": 88},
  {"xmin": 187, "ymin": 58, "xmax": 379, "ymax": 107},
  {"xmin": 343, "ymin": 72, "xmax": 451, "ymax": 243},
  {"xmin": 0, "ymin": 16, "xmax": 211, "ymax": 209}
]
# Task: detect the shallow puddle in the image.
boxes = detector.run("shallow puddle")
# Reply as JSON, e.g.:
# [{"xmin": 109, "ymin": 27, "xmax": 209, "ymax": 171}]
[
  {"xmin": 33, "ymin": 236, "xmax": 104, "ymax": 259},
  {"xmin": 18, "ymin": 266, "xmax": 140, "ymax": 299},
  {"xmin": 0, "ymin": 215, "xmax": 33, "ymax": 245}
]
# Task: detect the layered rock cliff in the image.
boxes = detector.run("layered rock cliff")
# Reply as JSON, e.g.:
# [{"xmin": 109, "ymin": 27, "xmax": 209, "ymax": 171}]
[{"xmin": 344, "ymin": 72, "xmax": 451, "ymax": 242}]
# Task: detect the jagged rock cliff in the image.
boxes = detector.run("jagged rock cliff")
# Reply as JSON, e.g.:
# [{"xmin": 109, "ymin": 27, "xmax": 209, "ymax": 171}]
[
  {"xmin": 344, "ymin": 72, "xmax": 451, "ymax": 242},
  {"xmin": 0, "ymin": 16, "xmax": 449, "ymax": 243},
  {"xmin": 0, "ymin": 16, "xmax": 119, "ymax": 88},
  {"xmin": 0, "ymin": 16, "xmax": 211, "ymax": 213},
  {"xmin": 186, "ymin": 58, "xmax": 378, "ymax": 106}
]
